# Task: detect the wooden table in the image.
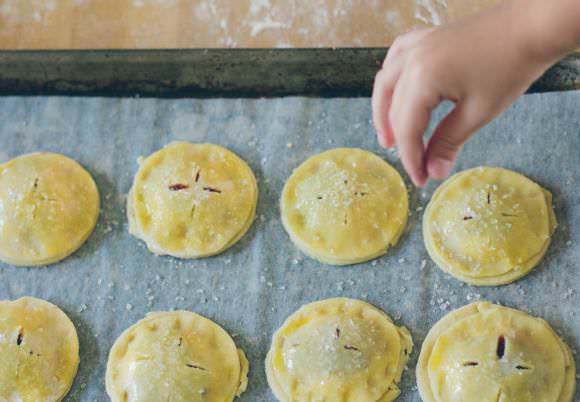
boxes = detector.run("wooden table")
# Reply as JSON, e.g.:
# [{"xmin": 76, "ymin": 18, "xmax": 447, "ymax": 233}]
[{"xmin": 1, "ymin": 0, "xmax": 497, "ymax": 49}]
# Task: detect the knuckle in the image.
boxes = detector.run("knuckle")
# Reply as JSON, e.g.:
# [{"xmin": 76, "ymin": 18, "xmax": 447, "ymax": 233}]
[
  {"xmin": 387, "ymin": 34, "xmax": 410, "ymax": 59},
  {"xmin": 406, "ymin": 48, "xmax": 436, "ymax": 78},
  {"xmin": 386, "ymin": 45, "xmax": 402, "ymax": 60},
  {"xmin": 390, "ymin": 36, "xmax": 405, "ymax": 51},
  {"xmin": 435, "ymin": 135, "xmax": 462, "ymax": 153}
]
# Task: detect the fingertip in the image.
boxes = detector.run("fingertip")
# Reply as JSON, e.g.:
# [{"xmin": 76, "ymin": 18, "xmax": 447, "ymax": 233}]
[
  {"xmin": 377, "ymin": 129, "xmax": 396, "ymax": 149},
  {"xmin": 411, "ymin": 165, "xmax": 428, "ymax": 187},
  {"xmin": 415, "ymin": 174, "xmax": 428, "ymax": 187},
  {"xmin": 377, "ymin": 130, "xmax": 389, "ymax": 148},
  {"xmin": 427, "ymin": 156, "xmax": 454, "ymax": 180},
  {"xmin": 399, "ymin": 147, "xmax": 428, "ymax": 187}
]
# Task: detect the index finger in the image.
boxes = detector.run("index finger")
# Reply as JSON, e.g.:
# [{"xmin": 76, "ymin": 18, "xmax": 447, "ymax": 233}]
[
  {"xmin": 389, "ymin": 71, "xmax": 440, "ymax": 186},
  {"xmin": 371, "ymin": 57, "xmax": 404, "ymax": 148}
]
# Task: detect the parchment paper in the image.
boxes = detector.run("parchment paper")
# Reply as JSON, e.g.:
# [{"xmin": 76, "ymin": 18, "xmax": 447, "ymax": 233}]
[{"xmin": 0, "ymin": 91, "xmax": 578, "ymax": 401}]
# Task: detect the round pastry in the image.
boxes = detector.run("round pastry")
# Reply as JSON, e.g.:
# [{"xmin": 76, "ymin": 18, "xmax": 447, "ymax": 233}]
[
  {"xmin": 423, "ymin": 167, "xmax": 556, "ymax": 285},
  {"xmin": 280, "ymin": 148, "xmax": 408, "ymax": 265},
  {"xmin": 0, "ymin": 296, "xmax": 80, "ymax": 402},
  {"xmin": 417, "ymin": 302, "xmax": 576, "ymax": 402},
  {"xmin": 127, "ymin": 142, "xmax": 258, "ymax": 258},
  {"xmin": 266, "ymin": 298, "xmax": 413, "ymax": 402},
  {"xmin": 0, "ymin": 152, "xmax": 100, "ymax": 266},
  {"xmin": 106, "ymin": 311, "xmax": 249, "ymax": 402}
]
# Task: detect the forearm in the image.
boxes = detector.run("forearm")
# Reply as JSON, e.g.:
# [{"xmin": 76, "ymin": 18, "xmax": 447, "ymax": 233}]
[{"xmin": 516, "ymin": 0, "xmax": 580, "ymax": 62}]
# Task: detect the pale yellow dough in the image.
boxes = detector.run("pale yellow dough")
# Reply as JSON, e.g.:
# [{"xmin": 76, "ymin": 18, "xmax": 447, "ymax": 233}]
[
  {"xmin": 423, "ymin": 167, "xmax": 556, "ymax": 285},
  {"xmin": 417, "ymin": 302, "xmax": 576, "ymax": 402},
  {"xmin": 0, "ymin": 152, "xmax": 100, "ymax": 266},
  {"xmin": 280, "ymin": 148, "xmax": 408, "ymax": 265},
  {"xmin": 0, "ymin": 297, "xmax": 80, "ymax": 402},
  {"xmin": 127, "ymin": 142, "xmax": 258, "ymax": 259},
  {"xmin": 106, "ymin": 311, "xmax": 249, "ymax": 402},
  {"xmin": 266, "ymin": 298, "xmax": 413, "ymax": 402}
]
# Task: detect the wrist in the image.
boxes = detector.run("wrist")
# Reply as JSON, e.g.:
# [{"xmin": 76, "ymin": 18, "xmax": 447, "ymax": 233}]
[{"xmin": 515, "ymin": 0, "xmax": 580, "ymax": 63}]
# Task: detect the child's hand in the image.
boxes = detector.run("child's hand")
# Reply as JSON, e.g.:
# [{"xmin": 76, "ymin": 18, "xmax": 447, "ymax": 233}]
[{"xmin": 372, "ymin": 0, "xmax": 580, "ymax": 187}]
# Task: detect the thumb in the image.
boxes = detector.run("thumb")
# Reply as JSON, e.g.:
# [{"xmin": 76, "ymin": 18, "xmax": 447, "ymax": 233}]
[{"xmin": 425, "ymin": 101, "xmax": 481, "ymax": 180}]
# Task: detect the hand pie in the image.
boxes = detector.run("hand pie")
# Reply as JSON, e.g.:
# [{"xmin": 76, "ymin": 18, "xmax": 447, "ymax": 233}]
[
  {"xmin": 0, "ymin": 297, "xmax": 80, "ymax": 402},
  {"xmin": 280, "ymin": 148, "xmax": 408, "ymax": 265},
  {"xmin": 0, "ymin": 152, "xmax": 100, "ymax": 266},
  {"xmin": 127, "ymin": 142, "xmax": 258, "ymax": 258},
  {"xmin": 106, "ymin": 311, "xmax": 249, "ymax": 402},
  {"xmin": 423, "ymin": 167, "xmax": 556, "ymax": 285},
  {"xmin": 417, "ymin": 302, "xmax": 576, "ymax": 402},
  {"xmin": 266, "ymin": 298, "xmax": 413, "ymax": 402}
]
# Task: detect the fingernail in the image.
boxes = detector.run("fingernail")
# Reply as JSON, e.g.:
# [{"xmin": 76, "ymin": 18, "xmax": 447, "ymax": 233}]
[
  {"xmin": 428, "ymin": 157, "xmax": 453, "ymax": 180},
  {"xmin": 414, "ymin": 169, "xmax": 428, "ymax": 187},
  {"xmin": 413, "ymin": 177, "xmax": 427, "ymax": 188}
]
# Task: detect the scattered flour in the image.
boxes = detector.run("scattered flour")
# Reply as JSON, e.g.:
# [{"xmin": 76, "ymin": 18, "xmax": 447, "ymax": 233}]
[
  {"xmin": 3, "ymin": 0, "xmax": 450, "ymax": 47},
  {"xmin": 250, "ymin": 18, "xmax": 290, "ymax": 37},
  {"xmin": 250, "ymin": 0, "xmax": 271, "ymax": 16},
  {"xmin": 415, "ymin": 0, "xmax": 446, "ymax": 25},
  {"xmin": 133, "ymin": 0, "xmax": 177, "ymax": 7},
  {"xmin": 0, "ymin": 0, "xmax": 57, "ymax": 24},
  {"xmin": 386, "ymin": 11, "xmax": 399, "ymax": 25},
  {"xmin": 194, "ymin": 0, "xmax": 218, "ymax": 19}
]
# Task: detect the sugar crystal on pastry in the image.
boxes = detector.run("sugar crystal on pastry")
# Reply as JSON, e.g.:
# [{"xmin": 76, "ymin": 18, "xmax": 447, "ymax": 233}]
[
  {"xmin": 423, "ymin": 167, "xmax": 556, "ymax": 285},
  {"xmin": 281, "ymin": 148, "xmax": 408, "ymax": 265}
]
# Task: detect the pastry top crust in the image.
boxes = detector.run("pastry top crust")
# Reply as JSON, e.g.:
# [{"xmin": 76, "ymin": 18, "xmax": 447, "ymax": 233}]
[
  {"xmin": 424, "ymin": 167, "xmax": 556, "ymax": 285},
  {"xmin": 106, "ymin": 311, "xmax": 248, "ymax": 402},
  {"xmin": 281, "ymin": 148, "xmax": 408, "ymax": 265},
  {"xmin": 128, "ymin": 142, "xmax": 258, "ymax": 258},
  {"xmin": 0, "ymin": 297, "xmax": 80, "ymax": 402},
  {"xmin": 266, "ymin": 298, "xmax": 413, "ymax": 402},
  {"xmin": 417, "ymin": 302, "xmax": 576, "ymax": 402},
  {"xmin": 0, "ymin": 152, "xmax": 100, "ymax": 266}
]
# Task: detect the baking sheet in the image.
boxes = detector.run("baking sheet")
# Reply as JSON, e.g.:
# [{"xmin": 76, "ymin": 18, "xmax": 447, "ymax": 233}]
[
  {"xmin": 0, "ymin": 91, "xmax": 579, "ymax": 401},
  {"xmin": 1, "ymin": 50, "xmax": 578, "ymax": 97}
]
